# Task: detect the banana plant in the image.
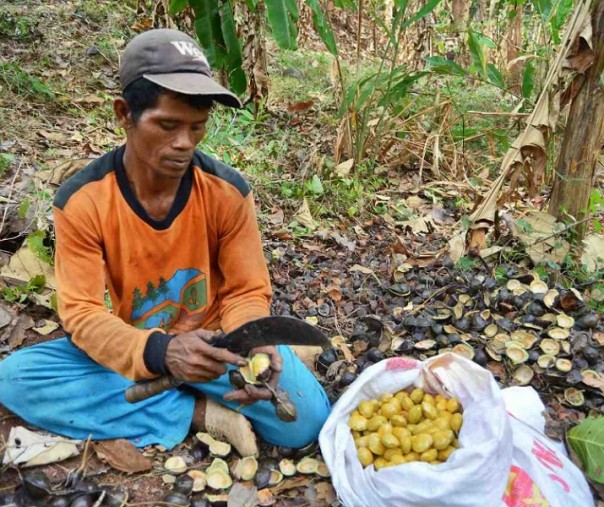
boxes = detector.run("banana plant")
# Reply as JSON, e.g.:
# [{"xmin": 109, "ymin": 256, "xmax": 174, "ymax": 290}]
[{"xmin": 170, "ymin": 0, "xmax": 332, "ymax": 96}]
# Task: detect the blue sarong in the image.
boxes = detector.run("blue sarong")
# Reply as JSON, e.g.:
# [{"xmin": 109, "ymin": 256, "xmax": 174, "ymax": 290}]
[{"xmin": 0, "ymin": 338, "xmax": 330, "ymax": 450}]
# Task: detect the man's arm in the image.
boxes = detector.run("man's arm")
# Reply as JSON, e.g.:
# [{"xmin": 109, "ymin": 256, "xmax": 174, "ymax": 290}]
[
  {"xmin": 216, "ymin": 192, "xmax": 272, "ymax": 332},
  {"xmin": 54, "ymin": 203, "xmax": 161, "ymax": 380}
]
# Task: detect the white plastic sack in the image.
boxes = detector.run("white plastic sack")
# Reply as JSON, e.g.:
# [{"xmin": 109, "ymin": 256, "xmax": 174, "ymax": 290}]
[
  {"xmin": 501, "ymin": 387, "xmax": 593, "ymax": 507},
  {"xmin": 319, "ymin": 353, "xmax": 514, "ymax": 507},
  {"xmin": 319, "ymin": 354, "xmax": 594, "ymax": 507}
]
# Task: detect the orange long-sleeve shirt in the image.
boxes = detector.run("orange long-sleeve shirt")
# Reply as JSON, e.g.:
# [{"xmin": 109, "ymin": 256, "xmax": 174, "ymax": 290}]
[{"xmin": 53, "ymin": 146, "xmax": 272, "ymax": 380}]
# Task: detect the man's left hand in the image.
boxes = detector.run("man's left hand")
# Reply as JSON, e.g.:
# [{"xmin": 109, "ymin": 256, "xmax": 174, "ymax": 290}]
[{"xmin": 223, "ymin": 346, "xmax": 282, "ymax": 405}]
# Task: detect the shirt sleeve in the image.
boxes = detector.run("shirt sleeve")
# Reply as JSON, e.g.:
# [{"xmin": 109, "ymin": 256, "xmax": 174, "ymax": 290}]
[
  {"xmin": 216, "ymin": 192, "xmax": 272, "ymax": 332},
  {"xmin": 53, "ymin": 200, "xmax": 158, "ymax": 381}
]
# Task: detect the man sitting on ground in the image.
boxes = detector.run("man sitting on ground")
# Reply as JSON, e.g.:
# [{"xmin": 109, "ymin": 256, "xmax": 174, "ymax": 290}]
[{"xmin": 0, "ymin": 29, "xmax": 330, "ymax": 457}]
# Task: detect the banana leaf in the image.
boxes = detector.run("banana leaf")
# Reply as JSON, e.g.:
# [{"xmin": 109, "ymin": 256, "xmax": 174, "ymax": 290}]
[
  {"xmin": 190, "ymin": 0, "xmax": 228, "ymax": 69},
  {"xmin": 266, "ymin": 0, "xmax": 298, "ymax": 50},
  {"xmin": 169, "ymin": 0, "xmax": 189, "ymax": 15},
  {"xmin": 219, "ymin": 0, "xmax": 246, "ymax": 94},
  {"xmin": 567, "ymin": 416, "xmax": 604, "ymax": 484}
]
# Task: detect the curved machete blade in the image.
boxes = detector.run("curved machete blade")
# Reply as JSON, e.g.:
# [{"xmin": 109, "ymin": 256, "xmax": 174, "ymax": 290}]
[{"xmin": 208, "ymin": 316, "xmax": 330, "ymax": 354}]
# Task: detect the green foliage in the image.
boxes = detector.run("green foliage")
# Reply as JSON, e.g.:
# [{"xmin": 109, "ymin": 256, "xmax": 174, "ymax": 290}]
[
  {"xmin": 0, "ymin": 153, "xmax": 14, "ymax": 178},
  {"xmin": 2, "ymin": 275, "xmax": 46, "ymax": 304},
  {"xmin": 456, "ymin": 256, "xmax": 479, "ymax": 272},
  {"xmin": 0, "ymin": 62, "xmax": 55, "ymax": 101},
  {"xmin": 266, "ymin": 0, "xmax": 299, "ymax": 50},
  {"xmin": 26, "ymin": 230, "xmax": 54, "ymax": 265},
  {"xmin": 568, "ymin": 416, "xmax": 604, "ymax": 484},
  {"xmin": 0, "ymin": 11, "xmax": 38, "ymax": 40}
]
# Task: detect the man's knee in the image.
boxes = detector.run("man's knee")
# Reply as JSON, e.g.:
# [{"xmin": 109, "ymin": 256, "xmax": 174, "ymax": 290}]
[{"xmin": 270, "ymin": 392, "xmax": 331, "ymax": 448}]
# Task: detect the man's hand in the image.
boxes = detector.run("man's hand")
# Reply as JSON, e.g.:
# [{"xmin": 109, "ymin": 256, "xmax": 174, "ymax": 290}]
[
  {"xmin": 223, "ymin": 345, "xmax": 283, "ymax": 405},
  {"xmin": 165, "ymin": 329, "xmax": 247, "ymax": 382}
]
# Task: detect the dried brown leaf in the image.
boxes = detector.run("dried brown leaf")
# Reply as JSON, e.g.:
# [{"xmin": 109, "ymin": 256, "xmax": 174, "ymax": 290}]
[{"xmin": 93, "ymin": 439, "xmax": 153, "ymax": 474}]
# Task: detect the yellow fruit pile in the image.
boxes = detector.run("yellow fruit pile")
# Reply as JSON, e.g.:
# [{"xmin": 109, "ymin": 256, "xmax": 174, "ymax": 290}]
[{"xmin": 348, "ymin": 388, "xmax": 463, "ymax": 470}]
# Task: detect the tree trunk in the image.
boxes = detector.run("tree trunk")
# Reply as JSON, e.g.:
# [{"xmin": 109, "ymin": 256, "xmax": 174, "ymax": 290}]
[
  {"xmin": 236, "ymin": 2, "xmax": 269, "ymax": 110},
  {"xmin": 548, "ymin": 2, "xmax": 604, "ymax": 241},
  {"xmin": 505, "ymin": 1, "xmax": 522, "ymax": 95}
]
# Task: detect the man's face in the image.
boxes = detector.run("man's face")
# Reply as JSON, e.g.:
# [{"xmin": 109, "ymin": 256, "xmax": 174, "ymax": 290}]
[{"xmin": 119, "ymin": 92, "xmax": 211, "ymax": 179}]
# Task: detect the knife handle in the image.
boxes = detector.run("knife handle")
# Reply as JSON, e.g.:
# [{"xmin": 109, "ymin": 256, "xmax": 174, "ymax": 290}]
[{"xmin": 125, "ymin": 376, "xmax": 181, "ymax": 403}]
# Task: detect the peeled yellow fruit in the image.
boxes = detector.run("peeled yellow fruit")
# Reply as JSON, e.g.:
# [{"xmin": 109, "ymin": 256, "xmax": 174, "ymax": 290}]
[
  {"xmin": 408, "ymin": 405, "xmax": 423, "ymax": 424},
  {"xmin": 380, "ymin": 402, "xmax": 400, "ymax": 419},
  {"xmin": 368, "ymin": 433, "xmax": 385, "ymax": 455},
  {"xmin": 432, "ymin": 431, "xmax": 453, "ymax": 451},
  {"xmin": 358, "ymin": 400, "xmax": 375, "ymax": 418},
  {"xmin": 438, "ymin": 446, "xmax": 456, "ymax": 461},
  {"xmin": 381, "ymin": 433, "xmax": 400, "ymax": 449},
  {"xmin": 447, "ymin": 398, "xmax": 461, "ymax": 413},
  {"xmin": 409, "ymin": 388, "xmax": 425, "ymax": 404},
  {"xmin": 451, "ymin": 413, "xmax": 463, "ymax": 432},
  {"xmin": 422, "ymin": 402, "xmax": 438, "ymax": 420},
  {"xmin": 392, "ymin": 427, "xmax": 411, "ymax": 442},
  {"xmin": 367, "ymin": 415, "xmax": 388, "ymax": 432},
  {"xmin": 411, "ymin": 433, "xmax": 433, "ymax": 453},
  {"xmin": 350, "ymin": 387, "xmax": 464, "ymax": 469},
  {"xmin": 380, "ymin": 393, "xmax": 394, "ymax": 404},
  {"xmin": 399, "ymin": 435, "xmax": 412, "ymax": 454},
  {"xmin": 374, "ymin": 457, "xmax": 388, "ymax": 470},
  {"xmin": 423, "ymin": 394, "xmax": 435, "ymax": 405},
  {"xmin": 390, "ymin": 454, "xmax": 406, "ymax": 466},
  {"xmin": 358, "ymin": 447, "xmax": 374, "ymax": 467},
  {"xmin": 391, "ymin": 414, "xmax": 407, "ymax": 427},
  {"xmin": 377, "ymin": 423, "xmax": 394, "ymax": 436},
  {"xmin": 400, "ymin": 397, "xmax": 415, "ymax": 411},
  {"xmin": 420, "ymin": 449, "xmax": 438, "ymax": 462},
  {"xmin": 349, "ymin": 414, "xmax": 368, "ymax": 432},
  {"xmin": 383, "ymin": 449, "xmax": 402, "ymax": 461},
  {"xmin": 433, "ymin": 417, "xmax": 450, "ymax": 431}
]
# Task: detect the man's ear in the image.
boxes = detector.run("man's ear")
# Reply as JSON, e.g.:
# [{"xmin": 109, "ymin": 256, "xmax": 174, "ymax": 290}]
[{"xmin": 114, "ymin": 97, "xmax": 133, "ymax": 129}]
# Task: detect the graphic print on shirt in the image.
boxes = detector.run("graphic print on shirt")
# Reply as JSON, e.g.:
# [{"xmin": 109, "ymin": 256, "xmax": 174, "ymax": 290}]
[{"xmin": 131, "ymin": 268, "xmax": 207, "ymax": 330}]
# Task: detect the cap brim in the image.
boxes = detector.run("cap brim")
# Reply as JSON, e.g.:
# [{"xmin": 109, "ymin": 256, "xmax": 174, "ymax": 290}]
[{"xmin": 143, "ymin": 73, "xmax": 242, "ymax": 108}]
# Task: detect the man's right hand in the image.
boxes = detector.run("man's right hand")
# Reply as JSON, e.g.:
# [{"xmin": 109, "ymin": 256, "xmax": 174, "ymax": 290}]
[{"xmin": 165, "ymin": 329, "xmax": 247, "ymax": 382}]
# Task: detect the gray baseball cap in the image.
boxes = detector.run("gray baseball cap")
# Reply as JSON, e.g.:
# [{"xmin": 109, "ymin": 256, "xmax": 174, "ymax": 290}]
[{"xmin": 119, "ymin": 29, "xmax": 242, "ymax": 108}]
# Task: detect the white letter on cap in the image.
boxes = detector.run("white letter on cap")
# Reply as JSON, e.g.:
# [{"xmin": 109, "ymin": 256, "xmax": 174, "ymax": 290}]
[{"xmin": 170, "ymin": 41, "xmax": 209, "ymax": 65}]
